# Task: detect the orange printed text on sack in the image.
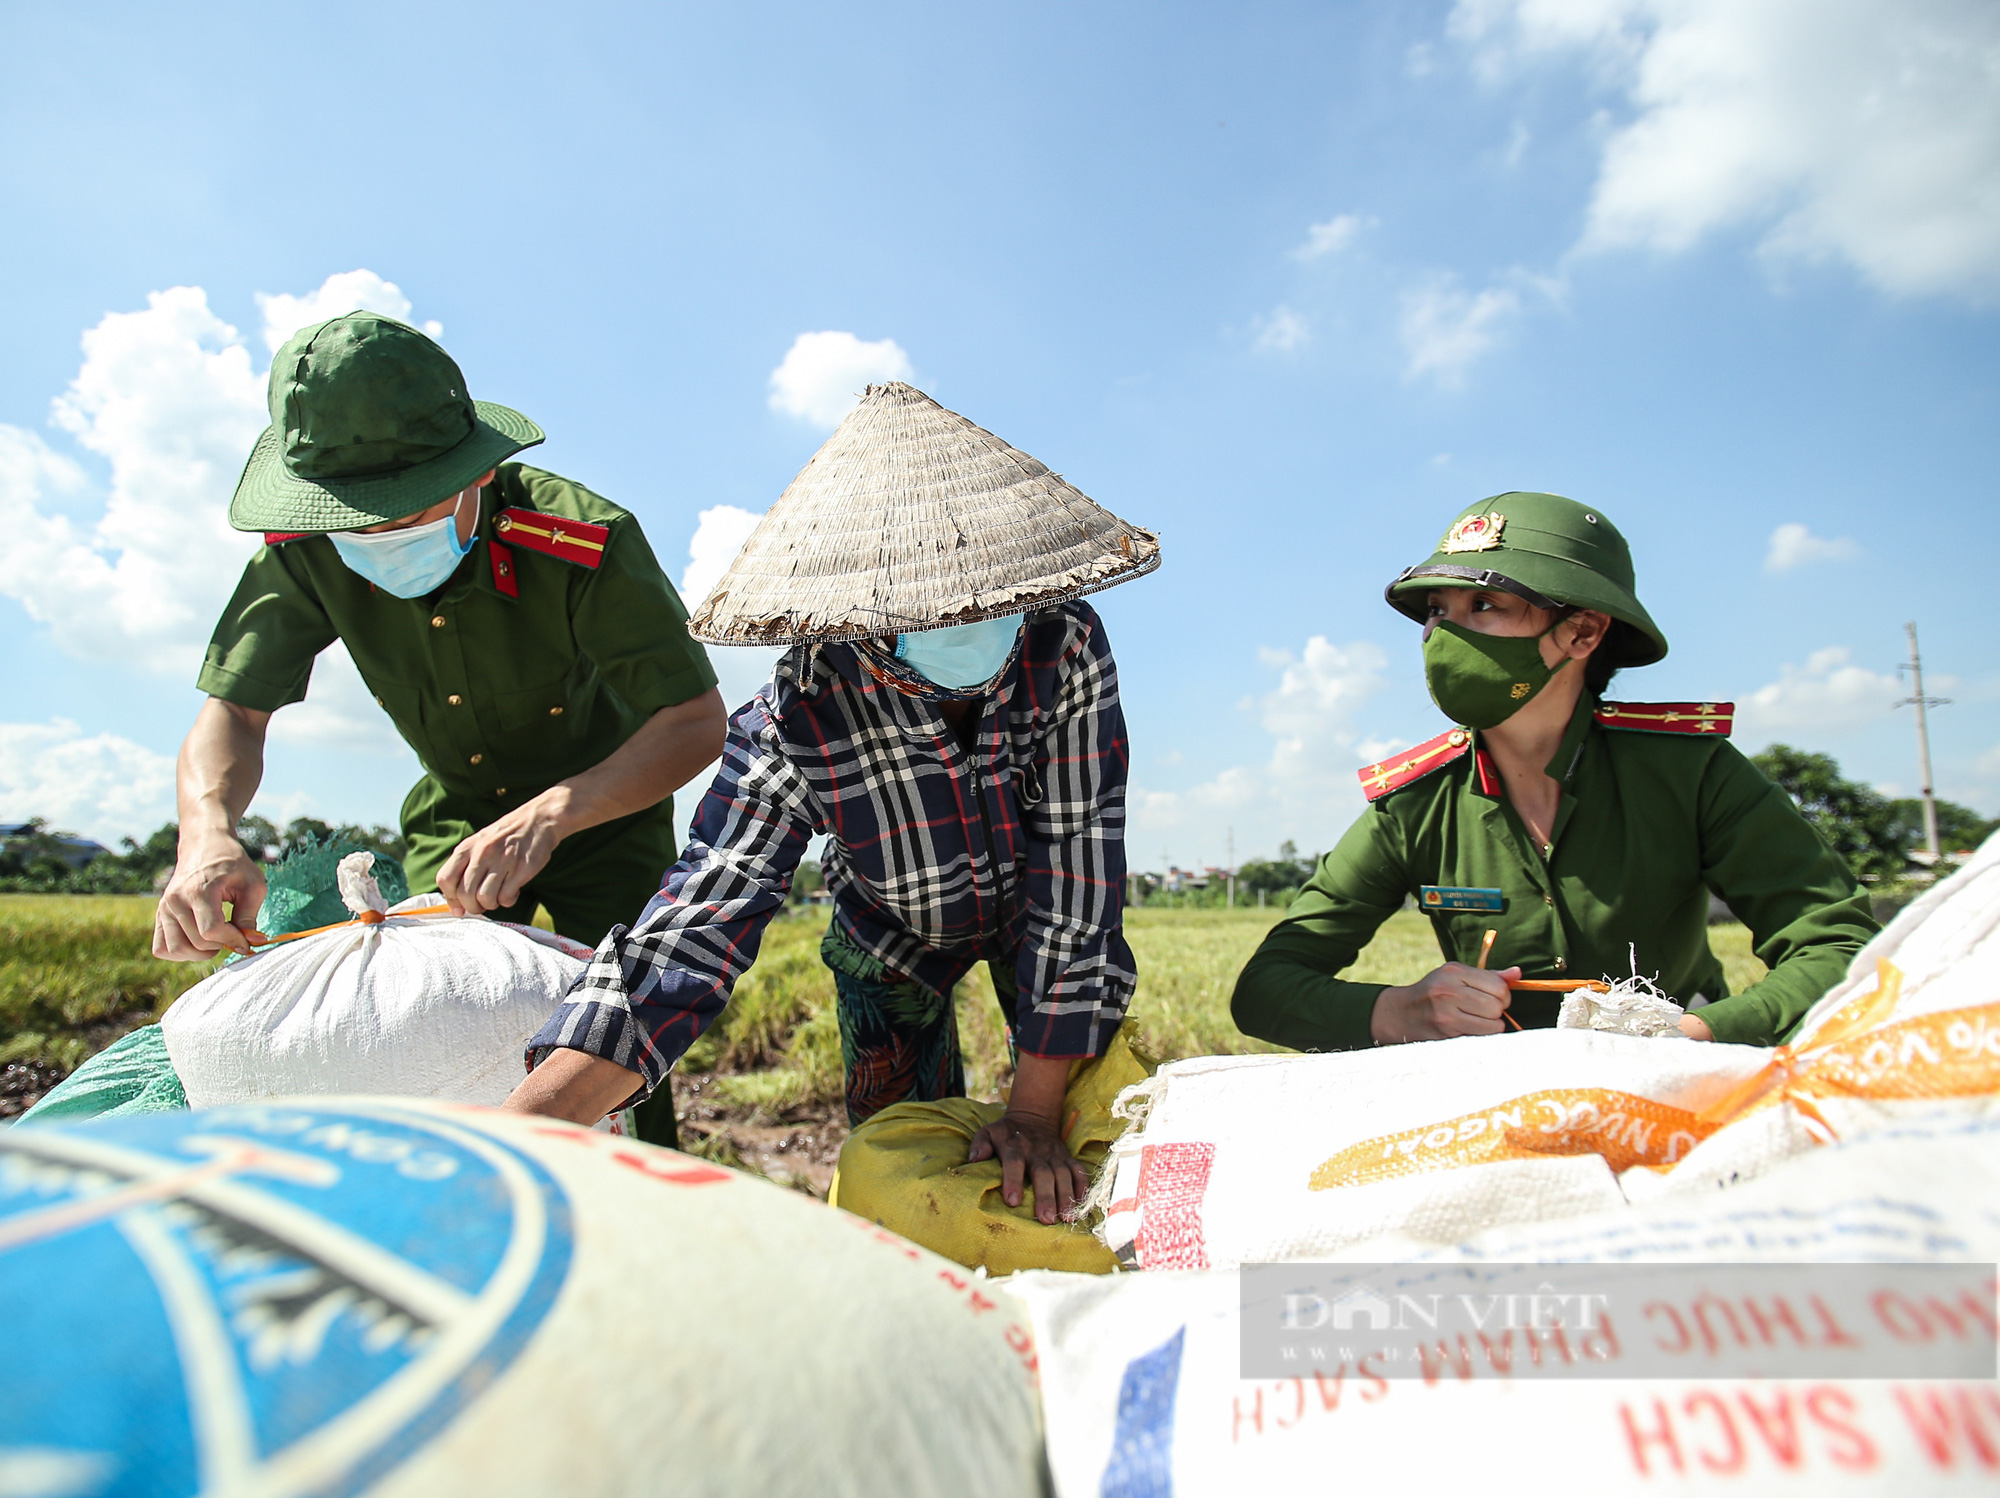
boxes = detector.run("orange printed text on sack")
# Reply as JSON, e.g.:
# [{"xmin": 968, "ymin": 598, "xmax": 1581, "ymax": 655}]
[{"xmin": 1308, "ymin": 1088, "xmax": 1716, "ymax": 1191}]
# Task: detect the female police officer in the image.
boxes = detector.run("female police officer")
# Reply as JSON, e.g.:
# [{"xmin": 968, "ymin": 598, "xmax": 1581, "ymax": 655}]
[{"xmin": 1232, "ymin": 492, "xmax": 1877, "ymax": 1051}]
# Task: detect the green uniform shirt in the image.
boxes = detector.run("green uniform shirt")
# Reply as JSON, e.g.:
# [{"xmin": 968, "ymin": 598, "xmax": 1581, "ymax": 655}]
[
  {"xmin": 197, "ymin": 463, "xmax": 718, "ymax": 808},
  {"xmin": 1232, "ymin": 695, "xmax": 1879, "ymax": 1050}
]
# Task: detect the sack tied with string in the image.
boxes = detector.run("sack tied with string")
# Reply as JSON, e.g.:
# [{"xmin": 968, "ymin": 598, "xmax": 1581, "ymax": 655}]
[{"xmin": 160, "ymin": 853, "xmax": 596, "ymax": 1110}]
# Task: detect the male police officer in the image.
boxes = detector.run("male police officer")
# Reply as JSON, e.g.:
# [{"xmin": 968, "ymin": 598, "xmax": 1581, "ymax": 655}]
[
  {"xmin": 1233, "ymin": 492, "xmax": 1877, "ymax": 1050},
  {"xmin": 155, "ymin": 315, "xmax": 726, "ymax": 1105}
]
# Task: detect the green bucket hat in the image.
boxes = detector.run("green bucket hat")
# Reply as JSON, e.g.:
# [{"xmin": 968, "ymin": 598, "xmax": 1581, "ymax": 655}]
[
  {"xmin": 227, "ymin": 312, "xmax": 544, "ymax": 533},
  {"xmin": 1385, "ymin": 492, "xmax": 1668, "ymax": 667}
]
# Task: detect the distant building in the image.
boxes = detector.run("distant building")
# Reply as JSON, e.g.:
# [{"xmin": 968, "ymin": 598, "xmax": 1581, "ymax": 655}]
[{"xmin": 0, "ymin": 822, "xmax": 111, "ymax": 870}]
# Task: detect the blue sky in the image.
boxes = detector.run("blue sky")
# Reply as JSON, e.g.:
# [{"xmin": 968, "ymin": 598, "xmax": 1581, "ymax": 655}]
[{"xmin": 2, "ymin": 0, "xmax": 1995, "ymax": 866}]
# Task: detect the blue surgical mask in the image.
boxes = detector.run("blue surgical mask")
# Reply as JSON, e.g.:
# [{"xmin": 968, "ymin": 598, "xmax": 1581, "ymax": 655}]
[
  {"xmin": 329, "ymin": 498, "xmax": 475, "ymax": 598},
  {"xmin": 894, "ymin": 615, "xmax": 1025, "ymax": 689}
]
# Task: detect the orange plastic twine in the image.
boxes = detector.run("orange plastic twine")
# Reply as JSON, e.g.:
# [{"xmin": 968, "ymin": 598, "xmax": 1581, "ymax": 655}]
[{"xmin": 244, "ymin": 898, "xmax": 453, "ymax": 949}]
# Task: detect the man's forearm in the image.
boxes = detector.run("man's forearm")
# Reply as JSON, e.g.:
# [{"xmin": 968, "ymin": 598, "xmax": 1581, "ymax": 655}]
[
  {"xmin": 178, "ymin": 698, "xmax": 272, "ymax": 843},
  {"xmin": 533, "ymin": 690, "xmax": 726, "ymax": 839}
]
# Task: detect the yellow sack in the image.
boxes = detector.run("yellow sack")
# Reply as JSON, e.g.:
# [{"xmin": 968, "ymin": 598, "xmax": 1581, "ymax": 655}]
[{"xmin": 830, "ymin": 1030, "xmax": 1155, "ymax": 1275}]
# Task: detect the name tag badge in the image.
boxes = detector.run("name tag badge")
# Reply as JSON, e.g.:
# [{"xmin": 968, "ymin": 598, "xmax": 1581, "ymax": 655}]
[{"xmin": 1420, "ymin": 885, "xmax": 1505, "ymax": 912}]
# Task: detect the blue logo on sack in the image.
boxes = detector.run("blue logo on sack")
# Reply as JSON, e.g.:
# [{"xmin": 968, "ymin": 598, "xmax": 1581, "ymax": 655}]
[{"xmin": 0, "ymin": 1102, "xmax": 573, "ymax": 1498}]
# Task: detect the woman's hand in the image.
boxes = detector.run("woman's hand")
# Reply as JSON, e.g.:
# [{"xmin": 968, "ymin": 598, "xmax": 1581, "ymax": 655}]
[
  {"xmin": 968, "ymin": 1111, "xmax": 1092, "ymax": 1225},
  {"xmin": 1678, "ymin": 1012, "xmax": 1714, "ymax": 1041},
  {"xmin": 967, "ymin": 1049, "xmax": 1089, "ymax": 1224},
  {"xmin": 1371, "ymin": 963, "xmax": 1521, "ymax": 1044}
]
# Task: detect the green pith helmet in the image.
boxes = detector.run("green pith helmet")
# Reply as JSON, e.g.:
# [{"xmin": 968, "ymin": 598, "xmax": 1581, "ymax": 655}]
[
  {"xmin": 1385, "ymin": 492, "xmax": 1668, "ymax": 667},
  {"xmin": 227, "ymin": 312, "xmax": 544, "ymax": 534}
]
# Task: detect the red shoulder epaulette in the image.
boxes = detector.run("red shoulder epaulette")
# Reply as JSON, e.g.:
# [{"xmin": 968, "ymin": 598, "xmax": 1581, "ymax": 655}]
[
  {"xmin": 1594, "ymin": 700, "xmax": 1734, "ymax": 736},
  {"xmin": 493, "ymin": 508, "xmax": 608, "ymax": 569},
  {"xmin": 1358, "ymin": 727, "xmax": 1475, "ymax": 802}
]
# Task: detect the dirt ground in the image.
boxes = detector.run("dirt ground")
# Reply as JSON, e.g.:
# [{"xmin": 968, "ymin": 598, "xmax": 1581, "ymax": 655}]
[
  {"xmin": 670, "ymin": 1072, "xmax": 849, "ymax": 1198},
  {"xmin": 0, "ymin": 1007, "xmax": 158, "ymax": 1120},
  {"xmin": 0, "ymin": 1059, "xmax": 70, "ymax": 1120}
]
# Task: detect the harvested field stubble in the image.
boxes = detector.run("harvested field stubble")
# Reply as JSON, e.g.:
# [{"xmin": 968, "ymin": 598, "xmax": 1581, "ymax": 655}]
[
  {"xmin": 0, "ymin": 897, "xmax": 1769, "ymax": 1192},
  {"xmin": 0, "ymin": 895, "xmax": 215, "ymax": 1116}
]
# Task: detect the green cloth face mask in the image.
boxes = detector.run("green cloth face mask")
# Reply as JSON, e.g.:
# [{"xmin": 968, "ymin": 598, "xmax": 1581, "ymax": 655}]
[{"xmin": 1423, "ymin": 619, "xmax": 1570, "ymax": 730}]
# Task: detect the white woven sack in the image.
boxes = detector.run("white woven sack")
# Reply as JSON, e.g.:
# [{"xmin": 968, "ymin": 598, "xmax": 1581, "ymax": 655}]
[
  {"xmin": 1629, "ymin": 832, "xmax": 2000, "ymax": 1202},
  {"xmin": 161, "ymin": 868, "xmax": 592, "ymax": 1109},
  {"xmin": 1019, "ymin": 1115, "xmax": 2000, "ymax": 1498},
  {"xmin": 1098, "ymin": 1031, "xmax": 1770, "ymax": 1270},
  {"xmin": 0, "ymin": 1097, "xmax": 1045, "ymax": 1498},
  {"xmin": 1795, "ymin": 828, "xmax": 2000, "ymax": 1046}
]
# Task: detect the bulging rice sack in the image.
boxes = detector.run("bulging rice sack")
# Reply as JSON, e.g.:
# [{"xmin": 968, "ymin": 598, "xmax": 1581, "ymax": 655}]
[
  {"xmin": 0, "ymin": 1097, "xmax": 1046, "ymax": 1498},
  {"xmin": 1632, "ymin": 834, "xmax": 2000, "ymax": 1199},
  {"xmin": 1019, "ymin": 1115, "xmax": 2000, "ymax": 1498},
  {"xmin": 1795, "ymin": 829, "xmax": 2000, "ymax": 1048},
  {"xmin": 1097, "ymin": 1030, "xmax": 1770, "ymax": 1270},
  {"xmin": 161, "ymin": 866, "xmax": 593, "ymax": 1110},
  {"xmin": 831, "ymin": 1030, "xmax": 1154, "ymax": 1276}
]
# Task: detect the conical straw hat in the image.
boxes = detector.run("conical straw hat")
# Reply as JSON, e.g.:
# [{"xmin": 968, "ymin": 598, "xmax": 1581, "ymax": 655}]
[{"xmin": 688, "ymin": 382, "xmax": 1161, "ymax": 645}]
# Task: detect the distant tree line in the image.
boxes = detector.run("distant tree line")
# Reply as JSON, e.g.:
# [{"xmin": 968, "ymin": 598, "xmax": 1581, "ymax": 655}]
[
  {"xmin": 1231, "ymin": 841, "xmax": 1322, "ymax": 902},
  {"xmin": 0, "ymin": 817, "xmax": 406, "ymax": 894},
  {"xmin": 1749, "ymin": 745, "xmax": 1994, "ymax": 881},
  {"xmin": 5, "ymin": 744, "xmax": 1993, "ymax": 898}
]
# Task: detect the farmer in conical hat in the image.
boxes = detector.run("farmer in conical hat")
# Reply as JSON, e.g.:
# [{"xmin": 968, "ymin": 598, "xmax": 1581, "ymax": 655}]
[
  {"xmin": 508, "ymin": 383, "xmax": 1160, "ymax": 1229},
  {"xmin": 1233, "ymin": 492, "xmax": 1877, "ymax": 1050},
  {"xmin": 156, "ymin": 313, "xmax": 727, "ymax": 1140}
]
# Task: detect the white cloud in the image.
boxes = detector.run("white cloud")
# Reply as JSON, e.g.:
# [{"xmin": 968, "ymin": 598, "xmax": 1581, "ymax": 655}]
[
  {"xmin": 667, "ymin": 503, "xmax": 786, "ymax": 846},
  {"xmin": 1295, "ymin": 214, "xmax": 1368, "ymax": 260},
  {"xmin": 1252, "ymin": 305, "xmax": 1311, "ymax": 353},
  {"xmin": 0, "ymin": 273, "xmax": 447, "ymax": 684},
  {"xmin": 0, "ymin": 286, "xmax": 267, "ymax": 672},
  {"xmin": 0, "ymin": 719, "xmax": 175, "ymax": 843},
  {"xmin": 1130, "ymin": 637, "xmax": 1392, "ymax": 864},
  {"xmin": 255, "ymin": 269, "xmax": 443, "ymax": 353},
  {"xmin": 1736, "ymin": 646, "xmax": 1903, "ymax": 738},
  {"xmin": 1451, "ymin": 0, "xmax": 2000, "ymax": 301},
  {"xmin": 1402, "ymin": 279, "xmax": 1522, "ymax": 385},
  {"xmin": 264, "ymin": 642, "xmax": 414, "ymax": 758},
  {"xmin": 680, "ymin": 504, "xmax": 765, "ymax": 607},
  {"xmin": 768, "ymin": 331, "xmax": 914, "ymax": 428},
  {"xmin": 1764, "ymin": 521, "xmax": 1860, "ymax": 573}
]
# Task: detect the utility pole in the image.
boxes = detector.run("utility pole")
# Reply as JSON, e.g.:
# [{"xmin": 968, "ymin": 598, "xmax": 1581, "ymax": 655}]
[
  {"xmin": 1226, "ymin": 826, "xmax": 1236, "ymax": 910},
  {"xmin": 1896, "ymin": 622, "xmax": 1950, "ymax": 862}
]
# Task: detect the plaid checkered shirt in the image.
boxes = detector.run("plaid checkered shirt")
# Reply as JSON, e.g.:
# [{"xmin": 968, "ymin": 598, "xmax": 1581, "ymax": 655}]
[{"xmin": 526, "ymin": 600, "xmax": 1136, "ymax": 1099}]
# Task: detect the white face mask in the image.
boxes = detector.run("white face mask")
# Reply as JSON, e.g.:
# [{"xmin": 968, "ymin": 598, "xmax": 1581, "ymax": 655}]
[
  {"xmin": 892, "ymin": 615, "xmax": 1025, "ymax": 689},
  {"xmin": 329, "ymin": 488, "xmax": 477, "ymax": 597}
]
